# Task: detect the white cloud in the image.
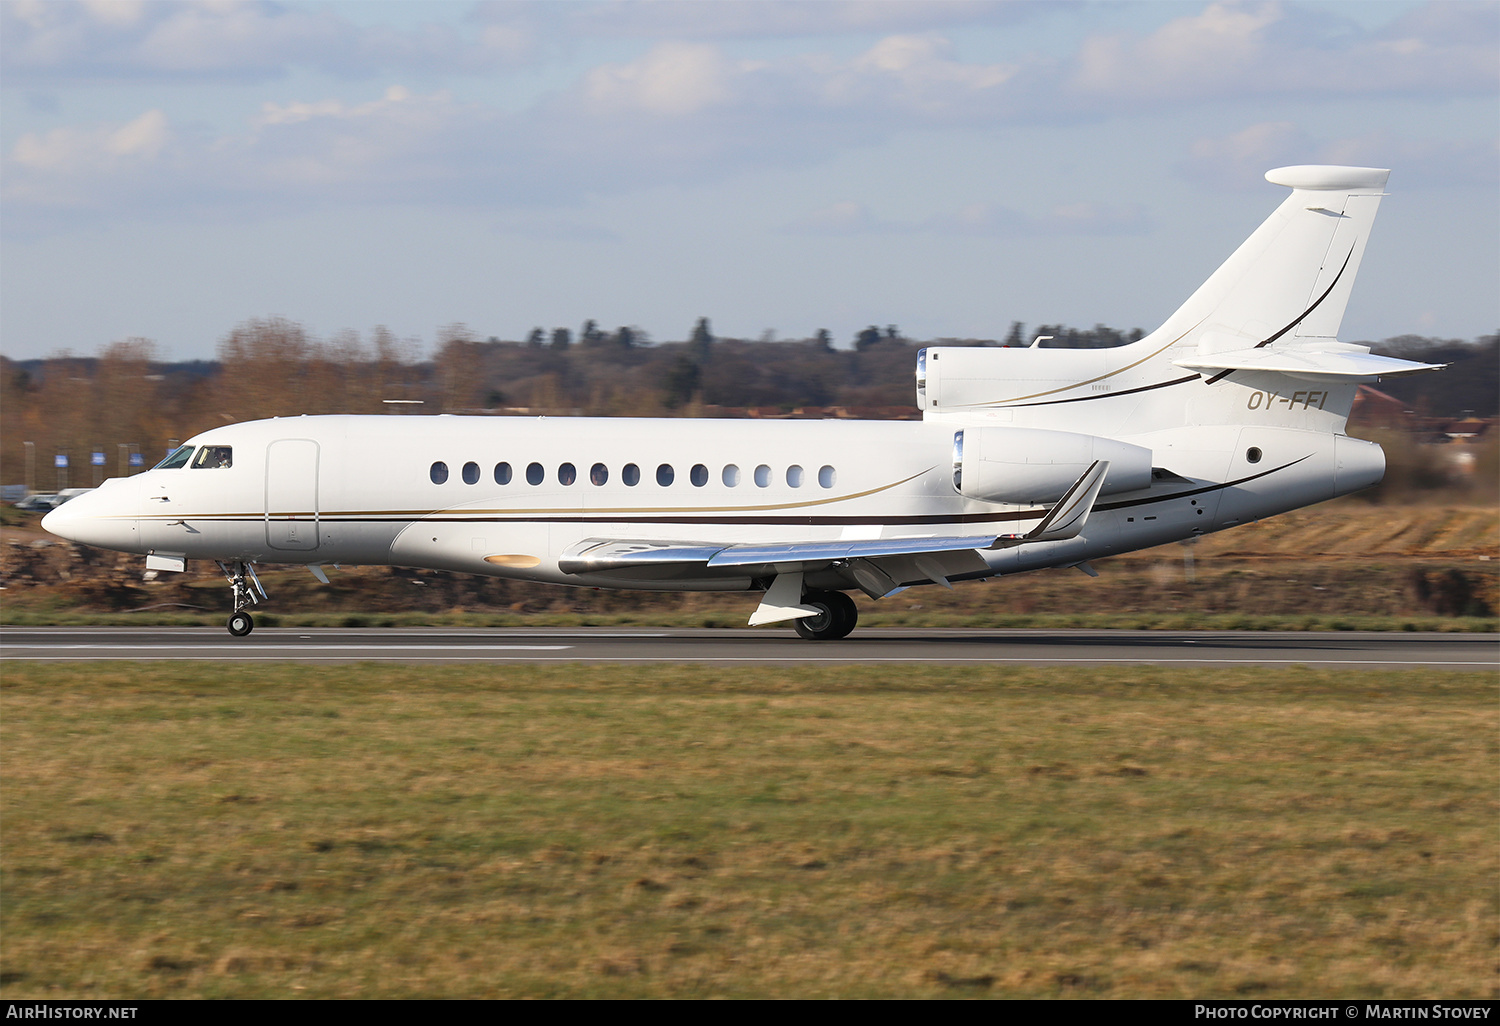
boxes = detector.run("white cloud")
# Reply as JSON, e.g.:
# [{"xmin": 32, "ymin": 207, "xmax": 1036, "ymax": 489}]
[
  {"xmin": 0, "ymin": 0, "xmax": 534, "ymax": 84},
  {"xmin": 563, "ymin": 32, "xmax": 1019, "ymax": 126},
  {"xmin": 81, "ymin": 1, "xmax": 147, "ymax": 28},
  {"xmin": 555, "ymin": 7, "xmax": 1495, "ymax": 134},
  {"xmin": 4, "ymin": 5, "xmax": 1495, "ymax": 235},
  {"xmin": 562, "ymin": 0, "xmax": 1039, "ymax": 41},
  {"xmin": 3, "ymin": 89, "xmax": 512, "ymax": 222},
  {"xmin": 4, "ymin": 0, "xmax": 1492, "ymax": 112},
  {"xmin": 7, "ymin": 109, "xmax": 178, "ymax": 208},
  {"xmin": 852, "ymin": 33, "xmax": 1014, "ymax": 109},
  {"xmin": 106, "ymin": 106, "xmax": 170, "ymax": 157},
  {"xmin": 580, "ymin": 42, "xmax": 741, "ymax": 116},
  {"xmin": 1063, "ymin": 1, "xmax": 1499, "ymax": 109}
]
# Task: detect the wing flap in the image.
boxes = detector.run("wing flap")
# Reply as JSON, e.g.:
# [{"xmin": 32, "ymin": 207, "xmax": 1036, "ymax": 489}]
[
  {"xmin": 706, "ymin": 533, "xmax": 1007, "ymax": 568},
  {"xmin": 557, "ymin": 539, "xmax": 724, "ymax": 575}
]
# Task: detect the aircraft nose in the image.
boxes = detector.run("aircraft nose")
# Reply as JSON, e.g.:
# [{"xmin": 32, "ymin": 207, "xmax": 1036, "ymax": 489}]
[
  {"xmin": 39, "ymin": 496, "xmax": 83, "ymax": 539},
  {"xmin": 40, "ymin": 478, "xmax": 142, "ymax": 552}
]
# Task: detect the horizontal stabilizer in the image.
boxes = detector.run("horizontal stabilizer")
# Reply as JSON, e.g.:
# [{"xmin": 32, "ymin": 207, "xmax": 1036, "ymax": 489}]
[{"xmin": 1174, "ymin": 345, "xmax": 1443, "ymax": 382}]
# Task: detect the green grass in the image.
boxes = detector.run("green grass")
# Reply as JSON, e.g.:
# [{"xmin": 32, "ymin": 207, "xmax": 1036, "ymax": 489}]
[{"xmin": 2, "ymin": 663, "xmax": 1495, "ymax": 998}]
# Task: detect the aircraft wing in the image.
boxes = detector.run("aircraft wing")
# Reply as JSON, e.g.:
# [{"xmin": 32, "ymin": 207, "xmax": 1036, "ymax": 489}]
[
  {"xmin": 559, "ymin": 461, "xmax": 1111, "ymax": 598},
  {"xmin": 557, "ymin": 533, "xmax": 1003, "ymax": 580}
]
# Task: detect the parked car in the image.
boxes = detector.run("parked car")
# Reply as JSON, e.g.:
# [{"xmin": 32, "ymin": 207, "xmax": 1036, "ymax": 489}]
[{"xmin": 14, "ymin": 494, "xmax": 61, "ymax": 511}]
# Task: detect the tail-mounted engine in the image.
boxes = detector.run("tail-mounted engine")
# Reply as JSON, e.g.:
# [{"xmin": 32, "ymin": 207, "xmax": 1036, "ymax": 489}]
[{"xmin": 952, "ymin": 426, "xmax": 1152, "ymax": 504}]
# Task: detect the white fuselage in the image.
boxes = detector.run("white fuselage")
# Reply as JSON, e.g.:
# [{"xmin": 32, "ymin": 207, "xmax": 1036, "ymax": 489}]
[{"xmin": 42, "ymin": 410, "xmax": 1379, "ymax": 595}]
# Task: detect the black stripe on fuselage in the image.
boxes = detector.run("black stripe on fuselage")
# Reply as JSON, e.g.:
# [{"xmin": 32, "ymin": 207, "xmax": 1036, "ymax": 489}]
[
  {"xmin": 998, "ymin": 373, "xmax": 1201, "ymax": 409},
  {"xmin": 168, "ymin": 456, "xmax": 1310, "ymax": 533}
]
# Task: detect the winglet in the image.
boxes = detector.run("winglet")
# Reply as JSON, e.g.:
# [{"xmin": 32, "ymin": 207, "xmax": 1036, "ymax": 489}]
[{"xmin": 992, "ymin": 460, "xmax": 1110, "ymax": 547}]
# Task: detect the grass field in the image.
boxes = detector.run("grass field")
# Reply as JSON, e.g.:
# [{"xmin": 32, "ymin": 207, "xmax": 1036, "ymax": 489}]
[{"xmin": 2, "ymin": 663, "xmax": 1494, "ymax": 998}]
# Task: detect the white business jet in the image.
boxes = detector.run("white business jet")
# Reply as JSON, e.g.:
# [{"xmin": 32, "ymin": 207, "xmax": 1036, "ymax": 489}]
[{"xmin": 44, "ymin": 166, "xmax": 1442, "ymax": 639}]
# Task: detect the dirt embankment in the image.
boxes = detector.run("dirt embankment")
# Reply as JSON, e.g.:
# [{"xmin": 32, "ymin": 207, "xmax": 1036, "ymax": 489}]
[{"xmin": 3, "ymin": 501, "xmax": 1496, "ymax": 621}]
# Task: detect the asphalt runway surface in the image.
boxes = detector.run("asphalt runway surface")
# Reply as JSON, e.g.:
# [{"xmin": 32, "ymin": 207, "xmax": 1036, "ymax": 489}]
[{"xmin": 2, "ymin": 626, "xmax": 1496, "ymax": 668}]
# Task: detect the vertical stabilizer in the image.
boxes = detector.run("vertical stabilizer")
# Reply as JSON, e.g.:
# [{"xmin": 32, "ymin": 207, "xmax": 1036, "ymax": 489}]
[{"xmin": 1156, "ymin": 165, "xmax": 1389, "ymax": 352}]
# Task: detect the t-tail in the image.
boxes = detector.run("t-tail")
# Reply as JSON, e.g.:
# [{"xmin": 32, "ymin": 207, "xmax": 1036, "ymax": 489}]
[{"xmin": 920, "ymin": 165, "xmax": 1443, "ymax": 517}]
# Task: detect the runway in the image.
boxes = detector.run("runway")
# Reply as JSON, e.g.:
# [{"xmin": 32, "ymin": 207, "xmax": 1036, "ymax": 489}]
[{"xmin": 2, "ymin": 626, "xmax": 1495, "ymax": 668}]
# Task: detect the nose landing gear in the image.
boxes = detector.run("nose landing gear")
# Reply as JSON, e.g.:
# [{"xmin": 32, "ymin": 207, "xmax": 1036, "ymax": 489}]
[{"xmin": 217, "ymin": 560, "xmax": 266, "ymax": 637}]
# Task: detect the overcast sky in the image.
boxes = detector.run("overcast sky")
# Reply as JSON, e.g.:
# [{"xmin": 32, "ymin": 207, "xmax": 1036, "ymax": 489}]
[{"xmin": 2, "ymin": 0, "xmax": 1496, "ymax": 362}]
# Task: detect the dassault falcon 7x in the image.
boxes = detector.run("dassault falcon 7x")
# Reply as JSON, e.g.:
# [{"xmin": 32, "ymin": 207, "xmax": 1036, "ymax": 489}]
[{"xmin": 45, "ymin": 166, "xmax": 1442, "ymax": 639}]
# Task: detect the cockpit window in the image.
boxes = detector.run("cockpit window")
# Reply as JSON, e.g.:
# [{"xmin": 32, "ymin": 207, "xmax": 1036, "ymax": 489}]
[
  {"xmin": 191, "ymin": 446, "xmax": 233, "ymax": 469},
  {"xmin": 153, "ymin": 446, "xmax": 195, "ymax": 470}
]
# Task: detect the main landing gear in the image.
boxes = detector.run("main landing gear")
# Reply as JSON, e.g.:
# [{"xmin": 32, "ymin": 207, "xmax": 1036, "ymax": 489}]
[
  {"xmin": 217, "ymin": 560, "xmax": 266, "ymax": 637},
  {"xmin": 794, "ymin": 589, "xmax": 858, "ymax": 641}
]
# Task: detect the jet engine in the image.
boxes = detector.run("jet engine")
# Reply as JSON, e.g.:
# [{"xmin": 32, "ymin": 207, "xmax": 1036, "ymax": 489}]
[{"xmin": 952, "ymin": 427, "xmax": 1152, "ymax": 504}]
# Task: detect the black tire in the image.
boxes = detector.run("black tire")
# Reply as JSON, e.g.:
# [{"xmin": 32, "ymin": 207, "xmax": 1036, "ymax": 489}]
[
  {"xmin": 227, "ymin": 611, "xmax": 254, "ymax": 637},
  {"xmin": 793, "ymin": 590, "xmax": 858, "ymax": 641}
]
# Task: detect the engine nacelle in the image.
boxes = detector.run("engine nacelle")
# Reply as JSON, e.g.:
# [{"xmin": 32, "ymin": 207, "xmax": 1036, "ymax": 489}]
[{"xmin": 953, "ymin": 427, "xmax": 1153, "ymax": 504}]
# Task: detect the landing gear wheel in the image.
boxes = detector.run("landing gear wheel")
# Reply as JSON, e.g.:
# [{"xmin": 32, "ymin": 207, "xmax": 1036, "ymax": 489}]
[
  {"xmin": 793, "ymin": 590, "xmax": 858, "ymax": 641},
  {"xmin": 227, "ymin": 610, "xmax": 254, "ymax": 637}
]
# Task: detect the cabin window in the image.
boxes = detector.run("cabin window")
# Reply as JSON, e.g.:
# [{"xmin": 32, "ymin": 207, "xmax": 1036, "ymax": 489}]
[
  {"xmin": 462, "ymin": 461, "xmax": 480, "ymax": 485},
  {"xmin": 494, "ymin": 462, "xmax": 512, "ymax": 485},
  {"xmin": 558, "ymin": 463, "xmax": 577, "ymax": 486},
  {"xmin": 526, "ymin": 462, "xmax": 544, "ymax": 486},
  {"xmin": 722, "ymin": 464, "xmax": 741, "ymax": 487},
  {"xmin": 622, "ymin": 463, "xmax": 640, "ymax": 486},
  {"xmin": 154, "ymin": 446, "xmax": 194, "ymax": 470},
  {"xmin": 754, "ymin": 464, "xmax": 771, "ymax": 488},
  {"xmin": 590, "ymin": 463, "xmax": 609, "ymax": 486},
  {"xmin": 1246, "ymin": 447, "xmax": 1263, "ymax": 464},
  {"xmin": 430, "ymin": 461, "xmax": 449, "ymax": 484},
  {"xmin": 786, "ymin": 465, "xmax": 804, "ymax": 488},
  {"xmin": 656, "ymin": 464, "xmax": 674, "ymax": 487},
  {"xmin": 818, "ymin": 465, "xmax": 836, "ymax": 488},
  {"xmin": 191, "ymin": 446, "xmax": 232, "ymax": 469},
  {"xmin": 690, "ymin": 464, "xmax": 708, "ymax": 487}
]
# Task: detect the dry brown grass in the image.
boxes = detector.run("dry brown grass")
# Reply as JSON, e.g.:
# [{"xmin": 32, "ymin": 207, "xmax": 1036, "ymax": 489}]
[
  {"xmin": 4, "ymin": 500, "xmax": 1497, "ymax": 629},
  {"xmin": 2, "ymin": 663, "xmax": 1495, "ymax": 998}
]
